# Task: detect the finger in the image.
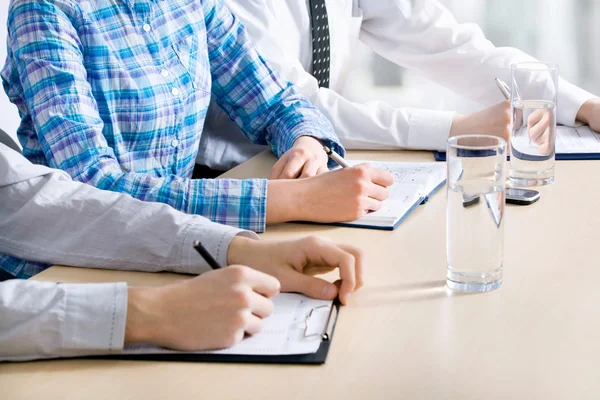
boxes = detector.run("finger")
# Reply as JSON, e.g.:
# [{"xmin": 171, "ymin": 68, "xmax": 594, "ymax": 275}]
[
  {"xmin": 362, "ymin": 197, "xmax": 384, "ymax": 213},
  {"xmin": 244, "ymin": 313, "xmax": 264, "ymax": 336},
  {"xmin": 528, "ymin": 111, "xmax": 549, "ymax": 143},
  {"xmin": 305, "ymin": 238, "xmax": 357, "ymax": 305},
  {"xmin": 303, "ymin": 264, "xmax": 337, "ymax": 276},
  {"xmin": 280, "ymin": 153, "xmax": 307, "ymax": 179},
  {"xmin": 316, "ymin": 166, "xmax": 329, "ymax": 175},
  {"xmin": 527, "ymin": 109, "xmax": 545, "ymax": 127},
  {"xmin": 368, "ymin": 167, "xmax": 395, "ymax": 187},
  {"xmin": 248, "ymin": 291, "xmax": 275, "ymax": 319},
  {"xmin": 539, "ymin": 134, "xmax": 552, "ymax": 154},
  {"xmin": 338, "ymin": 244, "xmax": 365, "ymax": 290},
  {"xmin": 283, "ymin": 272, "xmax": 338, "ymax": 301},
  {"xmin": 238, "ymin": 267, "xmax": 281, "ymax": 298},
  {"xmin": 299, "ymin": 159, "xmax": 320, "ymax": 179},
  {"xmin": 366, "ymin": 182, "xmax": 390, "ymax": 201},
  {"xmin": 269, "ymin": 154, "xmax": 289, "ymax": 179}
]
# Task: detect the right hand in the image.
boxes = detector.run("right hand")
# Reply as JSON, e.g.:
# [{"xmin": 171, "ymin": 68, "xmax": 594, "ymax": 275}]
[
  {"xmin": 296, "ymin": 164, "xmax": 394, "ymax": 222},
  {"xmin": 450, "ymin": 101, "xmax": 511, "ymax": 141},
  {"xmin": 125, "ymin": 266, "xmax": 280, "ymax": 351},
  {"xmin": 527, "ymin": 108, "xmax": 553, "ymax": 154}
]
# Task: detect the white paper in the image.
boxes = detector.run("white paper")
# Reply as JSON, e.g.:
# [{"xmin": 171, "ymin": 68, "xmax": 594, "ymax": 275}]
[
  {"xmin": 555, "ymin": 126, "xmax": 600, "ymax": 154},
  {"xmin": 343, "ymin": 161, "xmax": 446, "ymax": 227},
  {"xmin": 512, "ymin": 126, "xmax": 600, "ymax": 156},
  {"xmin": 121, "ymin": 294, "xmax": 333, "ymax": 356}
]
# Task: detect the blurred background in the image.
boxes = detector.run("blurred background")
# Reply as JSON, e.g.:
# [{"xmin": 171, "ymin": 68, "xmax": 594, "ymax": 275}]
[
  {"xmin": 1, "ymin": 0, "xmax": 599, "ymax": 145},
  {"xmin": 344, "ymin": 0, "xmax": 600, "ymax": 115}
]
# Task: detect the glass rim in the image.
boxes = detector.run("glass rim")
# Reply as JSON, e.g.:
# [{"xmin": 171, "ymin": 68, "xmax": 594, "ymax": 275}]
[
  {"xmin": 447, "ymin": 135, "xmax": 506, "ymax": 151},
  {"xmin": 510, "ymin": 62, "xmax": 558, "ymax": 72}
]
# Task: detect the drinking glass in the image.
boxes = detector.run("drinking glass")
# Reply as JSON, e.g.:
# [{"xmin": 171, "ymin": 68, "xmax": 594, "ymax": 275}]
[
  {"xmin": 447, "ymin": 135, "xmax": 506, "ymax": 293},
  {"xmin": 509, "ymin": 62, "xmax": 559, "ymax": 186}
]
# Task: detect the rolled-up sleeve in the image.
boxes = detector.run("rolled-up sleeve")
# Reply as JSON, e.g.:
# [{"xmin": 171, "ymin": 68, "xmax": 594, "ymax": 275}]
[{"xmin": 203, "ymin": 0, "xmax": 344, "ymax": 165}]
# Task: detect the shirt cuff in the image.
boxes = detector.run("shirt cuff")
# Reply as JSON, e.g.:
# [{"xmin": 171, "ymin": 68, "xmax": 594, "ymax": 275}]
[
  {"xmin": 61, "ymin": 282, "xmax": 127, "ymax": 357},
  {"xmin": 557, "ymin": 78, "xmax": 596, "ymax": 127},
  {"xmin": 406, "ymin": 109, "xmax": 455, "ymax": 151},
  {"xmin": 181, "ymin": 219, "xmax": 259, "ymax": 274},
  {"xmin": 189, "ymin": 178, "xmax": 268, "ymax": 233}
]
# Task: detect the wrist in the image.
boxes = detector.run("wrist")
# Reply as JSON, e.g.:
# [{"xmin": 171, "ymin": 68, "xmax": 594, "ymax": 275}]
[
  {"xmin": 449, "ymin": 114, "xmax": 468, "ymax": 137},
  {"xmin": 227, "ymin": 236, "xmax": 257, "ymax": 265},
  {"xmin": 125, "ymin": 287, "xmax": 162, "ymax": 344},
  {"xmin": 576, "ymin": 98, "xmax": 599, "ymax": 124},
  {"xmin": 266, "ymin": 179, "xmax": 307, "ymax": 223},
  {"xmin": 293, "ymin": 135, "xmax": 322, "ymax": 148}
]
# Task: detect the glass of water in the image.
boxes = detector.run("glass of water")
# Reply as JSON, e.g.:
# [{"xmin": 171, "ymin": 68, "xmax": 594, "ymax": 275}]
[
  {"xmin": 447, "ymin": 135, "xmax": 506, "ymax": 293},
  {"xmin": 509, "ymin": 62, "xmax": 558, "ymax": 186}
]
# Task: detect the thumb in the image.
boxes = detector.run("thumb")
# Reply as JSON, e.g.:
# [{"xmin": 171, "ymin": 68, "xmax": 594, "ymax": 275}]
[{"xmin": 284, "ymin": 273, "xmax": 338, "ymax": 300}]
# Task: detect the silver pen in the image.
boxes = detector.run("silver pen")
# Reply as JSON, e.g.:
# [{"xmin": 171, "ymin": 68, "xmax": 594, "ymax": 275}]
[
  {"xmin": 495, "ymin": 78, "xmax": 511, "ymax": 100},
  {"xmin": 323, "ymin": 146, "xmax": 351, "ymax": 168}
]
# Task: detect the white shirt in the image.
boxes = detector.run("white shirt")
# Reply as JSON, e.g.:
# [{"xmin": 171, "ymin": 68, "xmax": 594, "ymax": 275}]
[
  {"xmin": 197, "ymin": 0, "xmax": 595, "ymax": 170},
  {"xmin": 0, "ymin": 143, "xmax": 256, "ymax": 361}
]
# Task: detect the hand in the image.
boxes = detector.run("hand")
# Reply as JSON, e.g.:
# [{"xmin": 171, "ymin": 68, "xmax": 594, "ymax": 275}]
[
  {"xmin": 266, "ymin": 163, "xmax": 395, "ymax": 224},
  {"xmin": 576, "ymin": 98, "xmax": 600, "ymax": 131},
  {"xmin": 125, "ymin": 266, "xmax": 280, "ymax": 351},
  {"xmin": 270, "ymin": 136, "xmax": 329, "ymax": 179},
  {"xmin": 450, "ymin": 101, "xmax": 510, "ymax": 141},
  {"xmin": 527, "ymin": 108, "xmax": 553, "ymax": 154},
  {"xmin": 227, "ymin": 236, "xmax": 365, "ymax": 305}
]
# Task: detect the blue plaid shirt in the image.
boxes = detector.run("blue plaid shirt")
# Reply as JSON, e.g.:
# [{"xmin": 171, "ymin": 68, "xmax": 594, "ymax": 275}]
[{"xmin": 0, "ymin": 0, "xmax": 343, "ymax": 278}]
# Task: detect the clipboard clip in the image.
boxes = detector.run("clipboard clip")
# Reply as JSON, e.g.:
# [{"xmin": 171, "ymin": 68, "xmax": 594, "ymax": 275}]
[{"xmin": 303, "ymin": 303, "xmax": 338, "ymax": 341}]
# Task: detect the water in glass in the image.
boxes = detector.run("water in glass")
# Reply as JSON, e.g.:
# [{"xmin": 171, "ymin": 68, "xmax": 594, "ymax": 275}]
[{"xmin": 510, "ymin": 99, "xmax": 556, "ymax": 186}]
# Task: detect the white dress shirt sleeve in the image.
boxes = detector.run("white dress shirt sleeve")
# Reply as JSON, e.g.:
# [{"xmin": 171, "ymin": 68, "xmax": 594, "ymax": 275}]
[
  {"xmin": 0, "ymin": 143, "xmax": 258, "ymax": 275},
  {"xmin": 0, "ymin": 280, "xmax": 128, "ymax": 361},
  {"xmin": 224, "ymin": 0, "xmax": 456, "ymax": 152},
  {"xmin": 358, "ymin": 0, "xmax": 595, "ymax": 128}
]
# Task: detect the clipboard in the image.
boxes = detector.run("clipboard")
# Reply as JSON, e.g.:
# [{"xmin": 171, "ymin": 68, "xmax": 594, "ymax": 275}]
[{"xmin": 88, "ymin": 298, "xmax": 341, "ymax": 365}]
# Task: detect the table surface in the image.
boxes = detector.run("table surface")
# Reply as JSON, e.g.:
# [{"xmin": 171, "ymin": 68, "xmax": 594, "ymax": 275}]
[{"xmin": 3, "ymin": 150, "xmax": 600, "ymax": 400}]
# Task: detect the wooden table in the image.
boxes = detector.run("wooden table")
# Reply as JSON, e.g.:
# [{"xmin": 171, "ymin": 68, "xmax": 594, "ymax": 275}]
[{"xmin": 3, "ymin": 150, "xmax": 600, "ymax": 400}]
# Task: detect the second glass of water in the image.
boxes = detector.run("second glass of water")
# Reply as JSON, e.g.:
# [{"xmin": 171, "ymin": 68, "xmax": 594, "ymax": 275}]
[
  {"xmin": 510, "ymin": 62, "xmax": 558, "ymax": 186},
  {"xmin": 447, "ymin": 135, "xmax": 506, "ymax": 293}
]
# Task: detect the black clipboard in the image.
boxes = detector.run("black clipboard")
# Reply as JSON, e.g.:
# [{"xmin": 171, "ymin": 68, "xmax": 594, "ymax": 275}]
[{"xmin": 87, "ymin": 299, "xmax": 341, "ymax": 365}]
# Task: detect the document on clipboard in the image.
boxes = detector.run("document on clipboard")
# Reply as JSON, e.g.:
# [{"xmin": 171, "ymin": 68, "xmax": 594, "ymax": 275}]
[{"xmin": 97, "ymin": 294, "xmax": 340, "ymax": 365}]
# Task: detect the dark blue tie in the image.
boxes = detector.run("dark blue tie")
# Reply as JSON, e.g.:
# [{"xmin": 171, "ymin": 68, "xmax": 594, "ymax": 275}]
[{"xmin": 309, "ymin": 0, "xmax": 331, "ymax": 88}]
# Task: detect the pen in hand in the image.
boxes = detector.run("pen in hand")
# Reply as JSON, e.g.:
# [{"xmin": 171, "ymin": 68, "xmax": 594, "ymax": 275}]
[
  {"xmin": 193, "ymin": 241, "xmax": 222, "ymax": 270},
  {"xmin": 323, "ymin": 146, "xmax": 351, "ymax": 168},
  {"xmin": 495, "ymin": 78, "xmax": 511, "ymax": 100}
]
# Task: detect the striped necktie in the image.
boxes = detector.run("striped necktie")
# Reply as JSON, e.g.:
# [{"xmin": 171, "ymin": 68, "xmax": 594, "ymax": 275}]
[{"xmin": 309, "ymin": 0, "xmax": 331, "ymax": 88}]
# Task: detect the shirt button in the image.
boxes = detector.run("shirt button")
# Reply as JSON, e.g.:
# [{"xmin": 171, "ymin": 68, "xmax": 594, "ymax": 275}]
[
  {"xmin": 161, "ymin": 69, "xmax": 169, "ymax": 77},
  {"xmin": 171, "ymin": 88, "xmax": 180, "ymax": 96},
  {"xmin": 171, "ymin": 139, "xmax": 180, "ymax": 148},
  {"xmin": 143, "ymin": 24, "xmax": 151, "ymax": 32}
]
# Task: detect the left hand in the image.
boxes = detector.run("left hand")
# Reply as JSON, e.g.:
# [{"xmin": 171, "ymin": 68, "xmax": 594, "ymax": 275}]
[
  {"xmin": 577, "ymin": 98, "xmax": 600, "ymax": 131},
  {"xmin": 270, "ymin": 136, "xmax": 329, "ymax": 179},
  {"xmin": 227, "ymin": 236, "xmax": 365, "ymax": 305}
]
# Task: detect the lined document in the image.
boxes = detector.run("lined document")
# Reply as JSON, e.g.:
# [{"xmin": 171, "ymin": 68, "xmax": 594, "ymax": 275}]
[
  {"xmin": 341, "ymin": 161, "xmax": 446, "ymax": 228},
  {"xmin": 556, "ymin": 126, "xmax": 600, "ymax": 154},
  {"xmin": 122, "ymin": 294, "xmax": 332, "ymax": 356}
]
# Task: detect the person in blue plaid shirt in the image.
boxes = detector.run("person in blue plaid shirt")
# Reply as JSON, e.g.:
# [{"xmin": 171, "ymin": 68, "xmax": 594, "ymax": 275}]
[{"xmin": 0, "ymin": 0, "xmax": 393, "ymax": 279}]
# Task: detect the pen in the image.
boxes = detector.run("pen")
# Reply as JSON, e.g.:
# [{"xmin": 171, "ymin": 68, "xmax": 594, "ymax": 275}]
[
  {"xmin": 193, "ymin": 241, "xmax": 222, "ymax": 270},
  {"xmin": 495, "ymin": 78, "xmax": 511, "ymax": 100},
  {"xmin": 323, "ymin": 146, "xmax": 351, "ymax": 168}
]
